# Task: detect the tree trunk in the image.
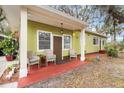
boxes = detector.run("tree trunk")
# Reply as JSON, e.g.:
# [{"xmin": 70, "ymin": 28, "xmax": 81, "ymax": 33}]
[
  {"xmin": 113, "ymin": 30, "xmax": 116, "ymax": 41},
  {"xmin": 113, "ymin": 19, "xmax": 116, "ymax": 42}
]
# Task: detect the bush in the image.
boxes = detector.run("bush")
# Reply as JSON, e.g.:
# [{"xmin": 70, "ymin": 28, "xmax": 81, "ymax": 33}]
[
  {"xmin": 0, "ymin": 34, "xmax": 18, "ymax": 55},
  {"xmin": 107, "ymin": 47, "xmax": 118, "ymax": 57},
  {"xmin": 105, "ymin": 42, "xmax": 118, "ymax": 57},
  {"xmin": 118, "ymin": 41, "xmax": 124, "ymax": 52}
]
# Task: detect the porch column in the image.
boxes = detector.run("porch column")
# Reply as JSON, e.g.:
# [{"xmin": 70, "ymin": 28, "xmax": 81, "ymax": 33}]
[
  {"xmin": 80, "ymin": 29, "xmax": 85, "ymax": 61},
  {"xmin": 19, "ymin": 7, "xmax": 28, "ymax": 78}
]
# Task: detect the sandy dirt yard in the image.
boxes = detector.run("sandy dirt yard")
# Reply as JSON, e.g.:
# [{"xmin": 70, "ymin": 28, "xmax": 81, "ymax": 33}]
[{"xmin": 27, "ymin": 53, "xmax": 124, "ymax": 88}]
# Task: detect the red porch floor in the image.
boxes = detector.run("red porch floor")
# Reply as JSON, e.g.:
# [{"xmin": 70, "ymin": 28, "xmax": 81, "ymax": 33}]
[{"xmin": 18, "ymin": 53, "xmax": 102, "ymax": 88}]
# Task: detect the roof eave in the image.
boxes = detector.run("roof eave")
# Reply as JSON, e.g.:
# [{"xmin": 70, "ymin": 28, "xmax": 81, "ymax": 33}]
[
  {"xmin": 86, "ymin": 30, "xmax": 107, "ymax": 38},
  {"xmin": 37, "ymin": 5, "xmax": 88, "ymax": 27}
]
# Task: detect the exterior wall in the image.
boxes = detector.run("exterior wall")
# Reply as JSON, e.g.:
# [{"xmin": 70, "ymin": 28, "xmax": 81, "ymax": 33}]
[
  {"xmin": 72, "ymin": 31, "xmax": 81, "ymax": 55},
  {"xmin": 85, "ymin": 32, "xmax": 106, "ymax": 54},
  {"xmin": 27, "ymin": 20, "xmax": 81, "ymax": 57},
  {"xmin": 28, "ymin": 20, "xmax": 106, "ymax": 56}
]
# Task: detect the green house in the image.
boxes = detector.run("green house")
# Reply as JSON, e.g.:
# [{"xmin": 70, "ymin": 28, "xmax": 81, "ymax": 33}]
[
  {"xmin": 2, "ymin": 5, "xmax": 107, "ymax": 78},
  {"xmin": 85, "ymin": 31, "xmax": 107, "ymax": 54},
  {"xmin": 28, "ymin": 20, "xmax": 106, "ymax": 59}
]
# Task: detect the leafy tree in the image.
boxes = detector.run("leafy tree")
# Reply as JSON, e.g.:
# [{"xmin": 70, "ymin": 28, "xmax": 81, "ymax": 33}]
[
  {"xmin": 0, "ymin": 7, "xmax": 11, "ymax": 36},
  {"xmin": 49, "ymin": 5, "xmax": 124, "ymax": 42}
]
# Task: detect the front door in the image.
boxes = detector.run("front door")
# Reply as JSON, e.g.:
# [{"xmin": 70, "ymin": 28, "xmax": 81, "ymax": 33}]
[{"xmin": 53, "ymin": 36, "xmax": 62, "ymax": 64}]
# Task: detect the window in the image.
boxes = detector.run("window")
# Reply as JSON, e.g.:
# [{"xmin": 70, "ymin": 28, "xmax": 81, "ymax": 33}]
[
  {"xmin": 37, "ymin": 31, "xmax": 52, "ymax": 50},
  {"xmin": 102, "ymin": 40, "xmax": 104, "ymax": 45},
  {"xmin": 64, "ymin": 35, "xmax": 71, "ymax": 49},
  {"xmin": 93, "ymin": 37, "xmax": 99, "ymax": 45}
]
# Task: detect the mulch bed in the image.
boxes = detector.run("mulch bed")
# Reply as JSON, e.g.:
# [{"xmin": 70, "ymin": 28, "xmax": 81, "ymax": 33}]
[{"xmin": 0, "ymin": 64, "xmax": 19, "ymax": 84}]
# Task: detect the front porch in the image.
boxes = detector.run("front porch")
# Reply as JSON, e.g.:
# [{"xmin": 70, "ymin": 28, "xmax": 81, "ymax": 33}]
[
  {"xmin": 18, "ymin": 53, "xmax": 101, "ymax": 88},
  {"xmin": 18, "ymin": 58, "xmax": 87, "ymax": 88}
]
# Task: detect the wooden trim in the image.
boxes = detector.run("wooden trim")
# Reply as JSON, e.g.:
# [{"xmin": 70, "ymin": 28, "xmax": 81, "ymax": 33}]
[
  {"xmin": 63, "ymin": 34, "xmax": 72, "ymax": 50},
  {"xmin": 37, "ymin": 30, "xmax": 53, "ymax": 52}
]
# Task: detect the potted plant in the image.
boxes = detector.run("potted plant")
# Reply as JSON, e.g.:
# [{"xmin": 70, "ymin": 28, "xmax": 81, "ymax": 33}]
[{"xmin": 0, "ymin": 35, "xmax": 17, "ymax": 61}]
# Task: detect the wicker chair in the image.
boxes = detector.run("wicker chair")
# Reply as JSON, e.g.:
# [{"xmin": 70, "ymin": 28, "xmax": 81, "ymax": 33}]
[
  {"xmin": 27, "ymin": 51, "xmax": 40, "ymax": 71},
  {"xmin": 44, "ymin": 50, "xmax": 56, "ymax": 66},
  {"xmin": 69, "ymin": 49, "xmax": 77, "ymax": 60}
]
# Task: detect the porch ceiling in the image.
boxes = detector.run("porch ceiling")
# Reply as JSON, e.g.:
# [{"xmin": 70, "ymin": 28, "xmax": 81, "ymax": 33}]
[
  {"xmin": 25, "ymin": 5, "xmax": 87, "ymax": 30},
  {"xmin": 2, "ymin": 5, "xmax": 87, "ymax": 32}
]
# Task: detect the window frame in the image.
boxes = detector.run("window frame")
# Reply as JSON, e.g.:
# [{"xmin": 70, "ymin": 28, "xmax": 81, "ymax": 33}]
[
  {"xmin": 93, "ymin": 36, "xmax": 99, "ymax": 45},
  {"xmin": 37, "ymin": 30, "xmax": 53, "ymax": 52},
  {"xmin": 63, "ymin": 34, "xmax": 72, "ymax": 50}
]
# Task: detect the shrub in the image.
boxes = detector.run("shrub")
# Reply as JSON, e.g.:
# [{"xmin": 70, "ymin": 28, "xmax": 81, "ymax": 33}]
[
  {"xmin": 107, "ymin": 47, "xmax": 118, "ymax": 57},
  {"xmin": 118, "ymin": 41, "xmax": 124, "ymax": 52},
  {"xmin": 105, "ymin": 42, "xmax": 118, "ymax": 57},
  {"xmin": 0, "ymin": 35, "xmax": 17, "ymax": 55}
]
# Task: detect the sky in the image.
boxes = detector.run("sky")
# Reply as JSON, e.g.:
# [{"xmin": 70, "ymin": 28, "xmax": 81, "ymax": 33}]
[{"xmin": 107, "ymin": 31, "xmax": 124, "ymax": 42}]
